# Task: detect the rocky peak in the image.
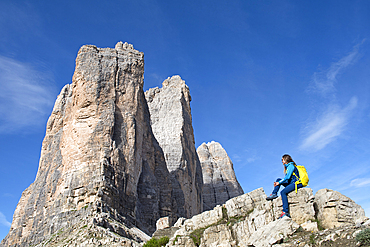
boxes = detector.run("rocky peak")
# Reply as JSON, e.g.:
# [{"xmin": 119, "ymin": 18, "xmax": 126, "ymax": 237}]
[
  {"xmin": 1, "ymin": 42, "xmax": 174, "ymax": 246},
  {"xmin": 115, "ymin": 41, "xmax": 135, "ymax": 51},
  {"xmin": 145, "ymin": 75, "xmax": 203, "ymax": 220},
  {"xmin": 197, "ymin": 141, "xmax": 244, "ymax": 211}
]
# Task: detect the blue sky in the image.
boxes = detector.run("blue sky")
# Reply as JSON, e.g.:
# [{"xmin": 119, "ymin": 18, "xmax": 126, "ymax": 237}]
[{"xmin": 1, "ymin": 0, "xmax": 370, "ymax": 241}]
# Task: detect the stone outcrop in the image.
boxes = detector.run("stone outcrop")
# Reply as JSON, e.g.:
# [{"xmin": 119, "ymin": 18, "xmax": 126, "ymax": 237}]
[
  {"xmin": 145, "ymin": 75, "xmax": 203, "ymax": 220},
  {"xmin": 166, "ymin": 188, "xmax": 315, "ymax": 246},
  {"xmin": 197, "ymin": 141, "xmax": 244, "ymax": 211},
  {"xmin": 161, "ymin": 187, "xmax": 368, "ymax": 247},
  {"xmin": 1, "ymin": 42, "xmax": 175, "ymax": 246},
  {"xmin": 247, "ymin": 218, "xmax": 300, "ymax": 247},
  {"xmin": 314, "ymin": 188, "xmax": 366, "ymax": 229}
]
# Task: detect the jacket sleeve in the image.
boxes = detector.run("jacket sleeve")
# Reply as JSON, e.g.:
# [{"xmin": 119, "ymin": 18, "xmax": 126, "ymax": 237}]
[{"xmin": 279, "ymin": 163, "xmax": 294, "ymax": 184}]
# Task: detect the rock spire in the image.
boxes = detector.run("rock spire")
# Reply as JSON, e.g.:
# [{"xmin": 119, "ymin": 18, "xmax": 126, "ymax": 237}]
[
  {"xmin": 145, "ymin": 75, "xmax": 203, "ymax": 219},
  {"xmin": 197, "ymin": 141, "xmax": 244, "ymax": 211},
  {"xmin": 1, "ymin": 42, "xmax": 174, "ymax": 246}
]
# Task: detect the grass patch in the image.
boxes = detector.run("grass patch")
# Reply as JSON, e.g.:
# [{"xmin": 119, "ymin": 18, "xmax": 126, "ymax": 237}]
[
  {"xmin": 143, "ymin": 236, "xmax": 169, "ymax": 247},
  {"xmin": 173, "ymin": 235, "xmax": 180, "ymax": 245},
  {"xmin": 222, "ymin": 206, "xmax": 228, "ymax": 219},
  {"xmin": 190, "ymin": 227, "xmax": 206, "ymax": 246},
  {"xmin": 226, "ymin": 208, "xmax": 254, "ymax": 227},
  {"xmin": 355, "ymin": 228, "xmax": 370, "ymax": 245},
  {"xmin": 309, "ymin": 234, "xmax": 315, "ymax": 245}
]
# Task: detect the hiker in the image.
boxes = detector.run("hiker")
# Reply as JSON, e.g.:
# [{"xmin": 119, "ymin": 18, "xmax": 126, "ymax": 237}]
[{"xmin": 266, "ymin": 154, "xmax": 303, "ymax": 218}]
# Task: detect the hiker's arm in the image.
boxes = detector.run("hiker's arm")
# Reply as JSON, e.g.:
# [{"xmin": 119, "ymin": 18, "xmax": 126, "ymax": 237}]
[{"xmin": 277, "ymin": 164, "xmax": 294, "ymax": 185}]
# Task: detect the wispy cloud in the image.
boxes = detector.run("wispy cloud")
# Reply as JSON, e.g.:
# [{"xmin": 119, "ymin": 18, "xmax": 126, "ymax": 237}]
[
  {"xmin": 0, "ymin": 212, "xmax": 11, "ymax": 228},
  {"xmin": 300, "ymin": 41, "xmax": 365, "ymax": 152},
  {"xmin": 2, "ymin": 193, "xmax": 14, "ymax": 198},
  {"xmin": 300, "ymin": 97, "xmax": 357, "ymax": 151},
  {"xmin": 0, "ymin": 56, "xmax": 55, "ymax": 133},
  {"xmin": 309, "ymin": 161, "xmax": 370, "ymax": 195},
  {"xmin": 350, "ymin": 178, "xmax": 370, "ymax": 188},
  {"xmin": 308, "ymin": 41, "xmax": 363, "ymax": 96}
]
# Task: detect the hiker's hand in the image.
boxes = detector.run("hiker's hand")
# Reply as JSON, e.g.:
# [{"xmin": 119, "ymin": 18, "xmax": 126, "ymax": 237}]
[{"xmin": 274, "ymin": 182, "xmax": 279, "ymax": 187}]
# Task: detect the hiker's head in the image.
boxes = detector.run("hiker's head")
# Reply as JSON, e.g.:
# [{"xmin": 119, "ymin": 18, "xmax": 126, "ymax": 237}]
[{"xmin": 282, "ymin": 154, "xmax": 294, "ymax": 165}]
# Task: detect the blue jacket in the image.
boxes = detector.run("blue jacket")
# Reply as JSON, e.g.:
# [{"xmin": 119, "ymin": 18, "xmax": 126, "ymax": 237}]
[{"xmin": 279, "ymin": 162, "xmax": 299, "ymax": 185}]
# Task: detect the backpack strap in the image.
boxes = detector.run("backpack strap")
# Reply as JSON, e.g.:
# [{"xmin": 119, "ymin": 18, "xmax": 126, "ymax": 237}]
[{"xmin": 293, "ymin": 164, "xmax": 300, "ymax": 193}]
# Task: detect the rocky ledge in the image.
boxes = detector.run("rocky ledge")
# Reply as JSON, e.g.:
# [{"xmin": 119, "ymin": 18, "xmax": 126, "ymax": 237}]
[{"xmin": 153, "ymin": 187, "xmax": 369, "ymax": 247}]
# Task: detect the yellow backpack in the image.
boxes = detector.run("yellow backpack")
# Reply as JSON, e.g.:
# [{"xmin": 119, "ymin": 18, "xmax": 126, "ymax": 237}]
[{"xmin": 293, "ymin": 164, "xmax": 309, "ymax": 193}]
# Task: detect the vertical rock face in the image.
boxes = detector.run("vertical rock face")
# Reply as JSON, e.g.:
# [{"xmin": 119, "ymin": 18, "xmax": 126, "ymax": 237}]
[
  {"xmin": 2, "ymin": 42, "xmax": 174, "ymax": 246},
  {"xmin": 145, "ymin": 75, "xmax": 203, "ymax": 219},
  {"xmin": 197, "ymin": 141, "xmax": 244, "ymax": 211}
]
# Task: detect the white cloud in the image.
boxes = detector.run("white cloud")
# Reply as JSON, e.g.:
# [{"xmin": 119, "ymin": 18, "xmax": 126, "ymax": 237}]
[
  {"xmin": 300, "ymin": 97, "xmax": 357, "ymax": 151},
  {"xmin": 301, "ymin": 42, "xmax": 365, "ymax": 152},
  {"xmin": 350, "ymin": 178, "xmax": 370, "ymax": 188},
  {"xmin": 309, "ymin": 42, "xmax": 363, "ymax": 96},
  {"xmin": 246, "ymin": 157, "xmax": 258, "ymax": 163},
  {"xmin": 0, "ymin": 56, "xmax": 55, "ymax": 133},
  {"xmin": 0, "ymin": 212, "xmax": 11, "ymax": 228}
]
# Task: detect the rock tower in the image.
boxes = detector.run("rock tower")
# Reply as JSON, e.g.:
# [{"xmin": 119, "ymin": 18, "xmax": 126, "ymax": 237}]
[
  {"xmin": 1, "ymin": 42, "xmax": 175, "ymax": 246},
  {"xmin": 145, "ymin": 75, "xmax": 203, "ymax": 219},
  {"xmin": 197, "ymin": 141, "xmax": 244, "ymax": 211}
]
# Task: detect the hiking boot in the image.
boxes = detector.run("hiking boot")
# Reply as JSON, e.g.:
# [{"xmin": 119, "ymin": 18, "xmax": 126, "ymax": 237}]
[
  {"xmin": 279, "ymin": 211, "xmax": 290, "ymax": 219},
  {"xmin": 266, "ymin": 194, "xmax": 278, "ymax": 200}
]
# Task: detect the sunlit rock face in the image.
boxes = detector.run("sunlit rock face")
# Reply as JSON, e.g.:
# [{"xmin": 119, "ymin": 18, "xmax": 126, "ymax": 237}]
[
  {"xmin": 145, "ymin": 75, "xmax": 203, "ymax": 219},
  {"xmin": 162, "ymin": 188, "xmax": 367, "ymax": 247},
  {"xmin": 1, "ymin": 42, "xmax": 174, "ymax": 247},
  {"xmin": 314, "ymin": 188, "xmax": 366, "ymax": 229},
  {"xmin": 197, "ymin": 141, "xmax": 244, "ymax": 211}
]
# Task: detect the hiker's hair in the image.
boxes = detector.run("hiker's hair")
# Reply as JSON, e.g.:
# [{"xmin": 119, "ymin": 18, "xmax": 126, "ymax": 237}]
[{"xmin": 282, "ymin": 154, "xmax": 296, "ymax": 165}]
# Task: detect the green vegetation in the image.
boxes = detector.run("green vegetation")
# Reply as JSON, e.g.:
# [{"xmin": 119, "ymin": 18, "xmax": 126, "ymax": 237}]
[
  {"xmin": 310, "ymin": 218, "xmax": 324, "ymax": 231},
  {"xmin": 356, "ymin": 228, "xmax": 370, "ymax": 245},
  {"xmin": 222, "ymin": 206, "xmax": 228, "ymax": 219},
  {"xmin": 190, "ymin": 227, "xmax": 207, "ymax": 246},
  {"xmin": 189, "ymin": 206, "xmax": 229, "ymax": 246},
  {"xmin": 226, "ymin": 208, "xmax": 254, "ymax": 227},
  {"xmin": 309, "ymin": 234, "xmax": 315, "ymax": 245},
  {"xmin": 173, "ymin": 235, "xmax": 181, "ymax": 245},
  {"xmin": 295, "ymin": 226, "xmax": 304, "ymax": 232},
  {"xmin": 143, "ymin": 237, "xmax": 169, "ymax": 247},
  {"xmin": 187, "ymin": 206, "xmax": 256, "ymax": 246}
]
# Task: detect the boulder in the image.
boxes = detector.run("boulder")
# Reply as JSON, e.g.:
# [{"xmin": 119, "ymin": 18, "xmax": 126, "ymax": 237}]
[
  {"xmin": 247, "ymin": 217, "xmax": 300, "ymax": 247},
  {"xmin": 314, "ymin": 188, "xmax": 366, "ymax": 229},
  {"xmin": 272, "ymin": 186, "xmax": 316, "ymax": 224}
]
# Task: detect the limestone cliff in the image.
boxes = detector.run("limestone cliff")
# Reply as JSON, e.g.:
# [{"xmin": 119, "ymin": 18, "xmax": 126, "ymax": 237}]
[
  {"xmin": 197, "ymin": 141, "xmax": 244, "ymax": 211},
  {"xmin": 145, "ymin": 76, "xmax": 203, "ymax": 220},
  {"xmin": 1, "ymin": 42, "xmax": 174, "ymax": 246}
]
